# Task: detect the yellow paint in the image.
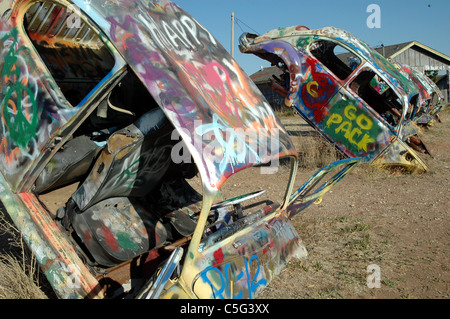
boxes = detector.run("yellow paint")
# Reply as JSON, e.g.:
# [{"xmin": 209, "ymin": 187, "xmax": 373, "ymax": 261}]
[
  {"xmin": 306, "ymin": 81, "xmax": 319, "ymax": 98},
  {"xmin": 326, "ymin": 105, "xmax": 375, "ymax": 152}
]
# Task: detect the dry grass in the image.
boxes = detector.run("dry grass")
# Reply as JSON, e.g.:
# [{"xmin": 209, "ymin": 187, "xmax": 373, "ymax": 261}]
[
  {"xmin": 296, "ymin": 136, "xmax": 342, "ymax": 169},
  {"xmin": 279, "ymin": 115, "xmax": 342, "ymax": 169},
  {"xmin": 0, "ymin": 214, "xmax": 49, "ymax": 299},
  {"xmin": 0, "ymin": 255, "xmax": 48, "ymax": 299}
]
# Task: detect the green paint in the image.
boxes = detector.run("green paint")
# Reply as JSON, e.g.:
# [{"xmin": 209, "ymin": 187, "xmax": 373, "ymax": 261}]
[
  {"xmin": 117, "ymin": 233, "xmax": 139, "ymax": 251},
  {"xmin": 1, "ymin": 27, "xmax": 38, "ymax": 148},
  {"xmin": 117, "ymin": 232, "xmax": 139, "ymax": 251},
  {"xmin": 296, "ymin": 37, "xmax": 312, "ymax": 49},
  {"xmin": 3, "ymin": 83, "xmax": 38, "ymax": 148},
  {"xmin": 114, "ymin": 157, "xmax": 142, "ymax": 191},
  {"xmin": 323, "ymin": 98, "xmax": 381, "ymax": 155}
]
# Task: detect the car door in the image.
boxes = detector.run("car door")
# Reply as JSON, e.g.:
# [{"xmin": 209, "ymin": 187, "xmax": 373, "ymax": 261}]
[
  {"xmin": 305, "ymin": 40, "xmax": 394, "ymax": 159},
  {"xmin": 16, "ymin": 0, "xmax": 128, "ymax": 192}
]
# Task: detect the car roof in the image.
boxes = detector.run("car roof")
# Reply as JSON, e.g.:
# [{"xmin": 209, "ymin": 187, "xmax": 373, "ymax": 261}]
[{"xmin": 254, "ymin": 25, "xmax": 419, "ymax": 103}]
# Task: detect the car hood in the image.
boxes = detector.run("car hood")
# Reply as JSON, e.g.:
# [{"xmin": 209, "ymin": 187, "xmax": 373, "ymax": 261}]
[{"xmin": 74, "ymin": 0, "xmax": 297, "ymax": 191}]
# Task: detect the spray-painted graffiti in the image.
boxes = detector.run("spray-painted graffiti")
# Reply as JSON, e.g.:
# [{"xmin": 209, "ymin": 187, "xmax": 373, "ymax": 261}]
[
  {"xmin": 0, "ymin": 19, "xmax": 71, "ymax": 190},
  {"xmin": 193, "ymin": 214, "xmax": 307, "ymax": 299},
  {"xmin": 240, "ymin": 25, "xmax": 430, "ymax": 172},
  {"xmin": 301, "ymin": 57, "xmax": 338, "ymax": 123},
  {"xmin": 1, "ymin": 0, "xmax": 355, "ymax": 301},
  {"xmin": 324, "ymin": 100, "xmax": 378, "ymax": 154},
  {"xmin": 1, "ymin": 28, "xmax": 39, "ymax": 148},
  {"xmin": 195, "ymin": 114, "xmax": 261, "ymax": 173},
  {"xmin": 103, "ymin": 1, "xmax": 295, "ymax": 190},
  {"xmin": 199, "ymin": 253, "xmax": 267, "ymax": 299}
]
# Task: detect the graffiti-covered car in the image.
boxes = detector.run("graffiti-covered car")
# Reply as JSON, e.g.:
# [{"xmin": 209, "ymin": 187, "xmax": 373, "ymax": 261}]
[
  {"xmin": 396, "ymin": 64, "xmax": 446, "ymax": 126},
  {"xmin": 240, "ymin": 26, "xmax": 431, "ymax": 172},
  {"xmin": 0, "ymin": 1, "xmax": 359, "ymax": 299}
]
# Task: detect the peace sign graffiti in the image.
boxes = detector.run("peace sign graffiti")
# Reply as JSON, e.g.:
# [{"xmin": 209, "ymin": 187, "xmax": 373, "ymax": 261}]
[
  {"xmin": 1, "ymin": 27, "xmax": 39, "ymax": 149},
  {"xmin": 2, "ymin": 82, "xmax": 38, "ymax": 148}
]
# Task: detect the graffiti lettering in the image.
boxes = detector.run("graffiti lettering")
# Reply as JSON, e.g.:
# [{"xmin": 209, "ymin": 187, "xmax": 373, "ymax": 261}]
[
  {"xmin": 199, "ymin": 254, "xmax": 267, "ymax": 299},
  {"xmin": 325, "ymin": 103, "xmax": 376, "ymax": 153},
  {"xmin": 195, "ymin": 114, "xmax": 262, "ymax": 173},
  {"xmin": 105, "ymin": 3, "xmax": 292, "ymax": 189},
  {"xmin": 172, "ymin": 120, "xmax": 280, "ymax": 177},
  {"xmin": 133, "ymin": 13, "xmax": 216, "ymax": 51},
  {"xmin": 301, "ymin": 57, "xmax": 338, "ymax": 122}
]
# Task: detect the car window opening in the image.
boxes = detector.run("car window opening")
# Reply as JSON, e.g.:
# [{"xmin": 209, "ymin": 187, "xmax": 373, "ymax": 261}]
[
  {"xmin": 24, "ymin": 1, "xmax": 115, "ymax": 106},
  {"xmin": 407, "ymin": 94, "xmax": 420, "ymax": 120},
  {"xmin": 310, "ymin": 40, "xmax": 361, "ymax": 80},
  {"xmin": 349, "ymin": 70, "xmax": 403, "ymax": 127}
]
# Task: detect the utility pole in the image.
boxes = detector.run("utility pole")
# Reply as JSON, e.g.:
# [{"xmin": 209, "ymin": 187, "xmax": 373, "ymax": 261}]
[{"xmin": 231, "ymin": 12, "xmax": 235, "ymax": 58}]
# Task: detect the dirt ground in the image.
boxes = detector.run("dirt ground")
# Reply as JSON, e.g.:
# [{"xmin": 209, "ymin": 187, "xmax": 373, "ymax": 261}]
[
  {"xmin": 256, "ymin": 108, "xmax": 450, "ymax": 299},
  {"xmin": 1, "ymin": 109, "xmax": 449, "ymax": 299}
]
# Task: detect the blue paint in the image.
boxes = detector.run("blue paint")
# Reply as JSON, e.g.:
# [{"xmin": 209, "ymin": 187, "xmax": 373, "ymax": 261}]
[
  {"xmin": 195, "ymin": 113, "xmax": 261, "ymax": 173},
  {"xmin": 199, "ymin": 254, "xmax": 267, "ymax": 299}
]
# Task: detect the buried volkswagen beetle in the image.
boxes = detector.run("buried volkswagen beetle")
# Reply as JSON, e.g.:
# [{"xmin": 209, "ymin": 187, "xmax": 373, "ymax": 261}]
[
  {"xmin": 240, "ymin": 26, "xmax": 432, "ymax": 173},
  {"xmin": 0, "ymin": 0, "xmax": 359, "ymax": 299}
]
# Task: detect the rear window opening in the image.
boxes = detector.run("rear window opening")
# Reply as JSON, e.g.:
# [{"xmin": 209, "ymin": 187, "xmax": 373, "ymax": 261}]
[
  {"xmin": 24, "ymin": 1, "xmax": 115, "ymax": 106},
  {"xmin": 310, "ymin": 40, "xmax": 361, "ymax": 80},
  {"xmin": 349, "ymin": 69, "xmax": 403, "ymax": 126}
]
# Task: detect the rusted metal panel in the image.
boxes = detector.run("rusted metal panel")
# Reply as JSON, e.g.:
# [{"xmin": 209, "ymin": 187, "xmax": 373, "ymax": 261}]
[{"xmin": 0, "ymin": 175, "xmax": 103, "ymax": 298}]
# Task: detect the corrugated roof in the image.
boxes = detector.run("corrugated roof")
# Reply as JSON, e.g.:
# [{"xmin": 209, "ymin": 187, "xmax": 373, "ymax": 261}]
[
  {"xmin": 369, "ymin": 41, "xmax": 450, "ymax": 64},
  {"xmin": 373, "ymin": 41, "xmax": 413, "ymax": 59}
]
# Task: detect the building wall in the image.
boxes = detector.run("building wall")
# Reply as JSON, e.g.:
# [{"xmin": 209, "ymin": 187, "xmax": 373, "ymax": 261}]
[
  {"xmin": 391, "ymin": 48, "xmax": 449, "ymax": 103},
  {"xmin": 255, "ymin": 83, "xmax": 286, "ymax": 111},
  {"xmin": 391, "ymin": 47, "xmax": 450, "ymax": 73}
]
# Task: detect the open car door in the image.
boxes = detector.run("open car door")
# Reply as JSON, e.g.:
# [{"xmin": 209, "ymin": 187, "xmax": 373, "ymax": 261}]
[{"xmin": 287, "ymin": 157, "xmax": 361, "ymax": 218}]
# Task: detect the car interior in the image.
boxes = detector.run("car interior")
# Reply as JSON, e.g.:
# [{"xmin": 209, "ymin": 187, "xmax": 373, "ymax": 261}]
[{"xmin": 23, "ymin": 2, "xmax": 286, "ymax": 284}]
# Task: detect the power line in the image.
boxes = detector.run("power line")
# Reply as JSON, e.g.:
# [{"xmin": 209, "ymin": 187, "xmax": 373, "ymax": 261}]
[{"xmin": 234, "ymin": 16, "xmax": 260, "ymax": 35}]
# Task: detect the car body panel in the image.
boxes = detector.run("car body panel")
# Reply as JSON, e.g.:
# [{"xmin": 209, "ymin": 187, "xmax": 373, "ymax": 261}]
[
  {"xmin": 0, "ymin": 173, "xmax": 102, "ymax": 298},
  {"xmin": 170, "ymin": 208, "xmax": 307, "ymax": 299},
  {"xmin": 72, "ymin": 0, "xmax": 297, "ymax": 193},
  {"xmin": 159, "ymin": 157, "xmax": 360, "ymax": 299},
  {"xmin": 396, "ymin": 63, "xmax": 446, "ymax": 125},
  {"xmin": 240, "ymin": 26, "xmax": 430, "ymax": 172}
]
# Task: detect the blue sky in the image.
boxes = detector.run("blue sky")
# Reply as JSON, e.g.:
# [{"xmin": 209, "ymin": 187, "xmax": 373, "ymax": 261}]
[{"xmin": 175, "ymin": 0, "xmax": 450, "ymax": 75}]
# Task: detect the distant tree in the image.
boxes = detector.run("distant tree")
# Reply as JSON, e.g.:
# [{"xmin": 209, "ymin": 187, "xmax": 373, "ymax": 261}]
[{"xmin": 424, "ymin": 70, "xmax": 439, "ymax": 83}]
